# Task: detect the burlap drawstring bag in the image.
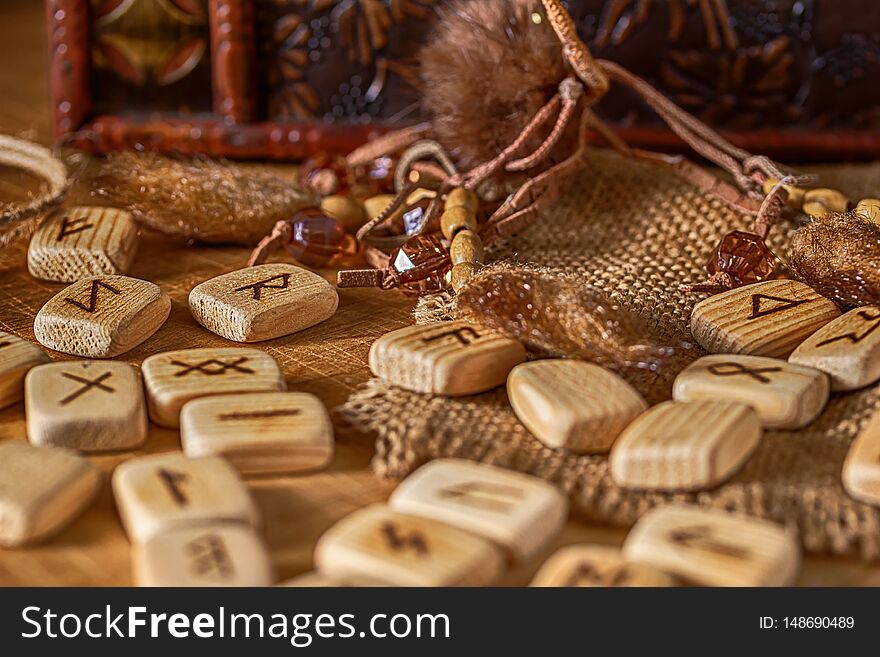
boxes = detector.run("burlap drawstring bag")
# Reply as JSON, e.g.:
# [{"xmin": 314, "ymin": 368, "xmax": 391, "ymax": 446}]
[{"xmin": 340, "ymin": 147, "xmax": 880, "ymax": 561}]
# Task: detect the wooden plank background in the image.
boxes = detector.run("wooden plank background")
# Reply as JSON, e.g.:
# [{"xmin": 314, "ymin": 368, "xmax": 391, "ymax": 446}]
[{"xmin": 1, "ymin": 0, "xmax": 879, "ymax": 585}]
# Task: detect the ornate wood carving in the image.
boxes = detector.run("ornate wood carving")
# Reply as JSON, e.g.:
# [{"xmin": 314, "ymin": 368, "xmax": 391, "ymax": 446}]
[
  {"xmin": 209, "ymin": 0, "xmax": 257, "ymax": 122},
  {"xmin": 46, "ymin": 0, "xmax": 93, "ymax": 139}
]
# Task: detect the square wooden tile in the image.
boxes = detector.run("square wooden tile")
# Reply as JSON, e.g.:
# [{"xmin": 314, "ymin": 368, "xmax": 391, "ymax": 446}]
[
  {"xmin": 530, "ymin": 545, "xmax": 675, "ymax": 587},
  {"xmin": 112, "ymin": 452, "xmax": 260, "ymax": 543},
  {"xmin": 189, "ymin": 263, "xmax": 338, "ymax": 342},
  {"xmin": 690, "ymin": 280, "xmax": 841, "ymax": 357},
  {"xmin": 25, "ymin": 360, "xmax": 147, "ymax": 452},
  {"xmin": 33, "ymin": 275, "xmax": 170, "ymax": 358},
  {"xmin": 180, "ymin": 392, "xmax": 333, "ymax": 475},
  {"xmin": 0, "ymin": 442, "xmax": 100, "ymax": 547},
  {"xmin": 27, "ymin": 207, "xmax": 139, "ymax": 282},
  {"xmin": 134, "ymin": 524, "xmax": 274, "ymax": 587},
  {"xmin": 0, "ymin": 331, "xmax": 48, "ymax": 409},
  {"xmin": 623, "ymin": 505, "xmax": 800, "ymax": 586},
  {"xmin": 789, "ymin": 306, "xmax": 880, "ymax": 391},
  {"xmin": 389, "ymin": 459, "xmax": 567, "ymax": 561},
  {"xmin": 673, "ymin": 354, "xmax": 829, "ymax": 429},
  {"xmin": 610, "ymin": 400, "xmax": 762, "ymax": 492},
  {"xmin": 369, "ymin": 321, "xmax": 526, "ymax": 396},
  {"xmin": 842, "ymin": 411, "xmax": 880, "ymax": 506},
  {"xmin": 141, "ymin": 347, "xmax": 286, "ymax": 428},
  {"xmin": 314, "ymin": 504, "xmax": 503, "ymax": 586}
]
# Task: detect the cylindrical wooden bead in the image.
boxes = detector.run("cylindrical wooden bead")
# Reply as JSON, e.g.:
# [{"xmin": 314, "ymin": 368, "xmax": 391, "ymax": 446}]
[
  {"xmin": 321, "ymin": 195, "xmax": 366, "ymax": 232},
  {"xmin": 450, "ymin": 262, "xmax": 478, "ymax": 292},
  {"xmin": 855, "ymin": 198, "xmax": 880, "ymax": 225},
  {"xmin": 450, "ymin": 229, "xmax": 484, "ymax": 265},
  {"xmin": 364, "ymin": 194, "xmax": 396, "ymax": 221},
  {"xmin": 802, "ymin": 188, "xmax": 849, "ymax": 218},
  {"xmin": 441, "ymin": 206, "xmax": 477, "ymax": 240},
  {"xmin": 761, "ymin": 178, "xmax": 805, "ymax": 210},
  {"xmin": 446, "ymin": 187, "xmax": 479, "ymax": 214}
]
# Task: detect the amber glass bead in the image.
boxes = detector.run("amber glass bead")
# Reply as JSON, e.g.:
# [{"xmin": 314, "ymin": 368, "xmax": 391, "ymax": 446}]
[
  {"xmin": 286, "ymin": 208, "xmax": 351, "ymax": 268},
  {"xmin": 299, "ymin": 154, "xmax": 352, "ymax": 196},
  {"xmin": 441, "ymin": 206, "xmax": 478, "ymax": 240},
  {"xmin": 390, "ymin": 235, "xmax": 451, "ymax": 294},
  {"xmin": 707, "ymin": 230, "xmax": 775, "ymax": 285}
]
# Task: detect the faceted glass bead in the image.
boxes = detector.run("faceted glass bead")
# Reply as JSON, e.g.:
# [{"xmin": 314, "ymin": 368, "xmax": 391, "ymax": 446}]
[
  {"xmin": 707, "ymin": 230, "xmax": 775, "ymax": 285},
  {"xmin": 390, "ymin": 235, "xmax": 451, "ymax": 294},
  {"xmin": 286, "ymin": 208, "xmax": 350, "ymax": 268},
  {"xmin": 403, "ymin": 199, "xmax": 431, "ymax": 236},
  {"xmin": 299, "ymin": 153, "xmax": 352, "ymax": 195}
]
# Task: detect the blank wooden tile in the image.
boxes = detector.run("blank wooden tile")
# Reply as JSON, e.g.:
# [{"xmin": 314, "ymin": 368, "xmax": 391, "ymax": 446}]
[
  {"xmin": 623, "ymin": 505, "xmax": 800, "ymax": 586},
  {"xmin": 507, "ymin": 360, "xmax": 647, "ymax": 453},
  {"xmin": 25, "ymin": 360, "xmax": 147, "ymax": 452},
  {"xmin": 690, "ymin": 280, "xmax": 840, "ymax": 358},
  {"xmin": 369, "ymin": 321, "xmax": 526, "ymax": 396},
  {"xmin": 389, "ymin": 459, "xmax": 567, "ymax": 561},
  {"xmin": 530, "ymin": 545, "xmax": 675, "ymax": 587},
  {"xmin": 610, "ymin": 400, "xmax": 761, "ymax": 492},
  {"xmin": 789, "ymin": 306, "xmax": 880, "ymax": 391},
  {"xmin": 112, "ymin": 453, "xmax": 259, "ymax": 543},
  {"xmin": 134, "ymin": 524, "xmax": 273, "ymax": 587},
  {"xmin": 28, "ymin": 207, "xmax": 139, "ymax": 282},
  {"xmin": 314, "ymin": 504, "xmax": 503, "ymax": 587},
  {"xmin": 0, "ymin": 442, "xmax": 100, "ymax": 547},
  {"xmin": 189, "ymin": 263, "xmax": 338, "ymax": 343},
  {"xmin": 34, "ymin": 275, "xmax": 170, "ymax": 358},
  {"xmin": 142, "ymin": 347, "xmax": 286, "ymax": 428},
  {"xmin": 181, "ymin": 392, "xmax": 333, "ymax": 475},
  {"xmin": 842, "ymin": 411, "xmax": 880, "ymax": 506},
  {"xmin": 673, "ymin": 354, "xmax": 829, "ymax": 429},
  {"xmin": 0, "ymin": 331, "xmax": 48, "ymax": 409}
]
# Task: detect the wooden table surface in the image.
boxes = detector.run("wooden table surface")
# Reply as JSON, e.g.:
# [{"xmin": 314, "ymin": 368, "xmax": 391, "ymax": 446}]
[{"xmin": 1, "ymin": 0, "xmax": 879, "ymax": 586}]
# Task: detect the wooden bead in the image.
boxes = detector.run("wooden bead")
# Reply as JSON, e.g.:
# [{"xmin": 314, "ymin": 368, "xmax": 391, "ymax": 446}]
[
  {"xmin": 842, "ymin": 411, "xmax": 880, "ymax": 506},
  {"xmin": 450, "ymin": 262, "xmax": 478, "ymax": 292},
  {"xmin": 623, "ymin": 505, "xmax": 800, "ymax": 586},
  {"xmin": 0, "ymin": 331, "xmax": 48, "ymax": 409},
  {"xmin": 445, "ymin": 187, "xmax": 479, "ymax": 214},
  {"xmin": 690, "ymin": 280, "xmax": 841, "ymax": 358},
  {"xmin": 320, "ymin": 194, "xmax": 366, "ymax": 232},
  {"xmin": 25, "ymin": 360, "xmax": 148, "ymax": 452},
  {"xmin": 450, "ymin": 229, "xmax": 484, "ymax": 265},
  {"xmin": 761, "ymin": 179, "xmax": 805, "ymax": 209},
  {"xmin": 854, "ymin": 198, "xmax": 880, "ymax": 225},
  {"xmin": 789, "ymin": 306, "xmax": 880, "ymax": 391},
  {"xmin": 508, "ymin": 360, "xmax": 647, "ymax": 453},
  {"xmin": 440, "ymin": 206, "xmax": 477, "ymax": 240},
  {"xmin": 802, "ymin": 188, "xmax": 848, "ymax": 217},
  {"xmin": 388, "ymin": 459, "xmax": 567, "ymax": 561},
  {"xmin": 189, "ymin": 263, "xmax": 338, "ymax": 343},
  {"xmin": 0, "ymin": 442, "xmax": 100, "ymax": 547},
  {"xmin": 530, "ymin": 545, "xmax": 675, "ymax": 587},
  {"xmin": 34, "ymin": 275, "xmax": 171, "ymax": 358},
  {"xmin": 369, "ymin": 321, "xmax": 526, "ymax": 396},
  {"xmin": 364, "ymin": 194, "xmax": 398, "ymax": 221},
  {"xmin": 27, "ymin": 207, "xmax": 139, "ymax": 283},
  {"xmin": 314, "ymin": 504, "xmax": 503, "ymax": 586},
  {"xmin": 673, "ymin": 354, "xmax": 829, "ymax": 429},
  {"xmin": 610, "ymin": 400, "xmax": 761, "ymax": 492}
]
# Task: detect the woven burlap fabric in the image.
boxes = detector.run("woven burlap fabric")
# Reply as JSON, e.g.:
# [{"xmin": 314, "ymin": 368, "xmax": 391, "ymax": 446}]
[{"xmin": 340, "ymin": 148, "xmax": 880, "ymax": 560}]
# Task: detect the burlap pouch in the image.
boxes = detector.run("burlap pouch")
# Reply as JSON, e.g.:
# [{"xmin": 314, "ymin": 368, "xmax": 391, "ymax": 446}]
[{"xmin": 339, "ymin": 148, "xmax": 880, "ymax": 560}]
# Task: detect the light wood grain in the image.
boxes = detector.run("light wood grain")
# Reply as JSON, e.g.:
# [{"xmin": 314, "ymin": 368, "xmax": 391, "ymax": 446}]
[
  {"xmin": 842, "ymin": 411, "xmax": 880, "ymax": 507},
  {"xmin": 530, "ymin": 545, "xmax": 675, "ymax": 587},
  {"xmin": 189, "ymin": 263, "xmax": 338, "ymax": 343},
  {"xmin": 27, "ymin": 207, "xmax": 139, "ymax": 282},
  {"xmin": 0, "ymin": 330, "xmax": 48, "ymax": 408}
]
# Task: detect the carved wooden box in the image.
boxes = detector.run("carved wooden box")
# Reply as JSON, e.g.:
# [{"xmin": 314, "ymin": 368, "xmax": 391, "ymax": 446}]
[{"xmin": 48, "ymin": 1, "xmax": 880, "ymax": 160}]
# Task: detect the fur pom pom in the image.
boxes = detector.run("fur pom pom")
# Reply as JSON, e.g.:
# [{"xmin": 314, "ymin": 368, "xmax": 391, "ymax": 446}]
[
  {"xmin": 789, "ymin": 212, "xmax": 880, "ymax": 307},
  {"xmin": 420, "ymin": 0, "xmax": 569, "ymax": 169}
]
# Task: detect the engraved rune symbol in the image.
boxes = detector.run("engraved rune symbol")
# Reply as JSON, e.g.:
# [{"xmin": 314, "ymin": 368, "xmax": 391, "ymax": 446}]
[
  {"xmin": 668, "ymin": 526, "xmax": 750, "ymax": 560},
  {"xmin": 707, "ymin": 362, "xmax": 782, "ymax": 384},
  {"xmin": 748, "ymin": 293, "xmax": 808, "ymax": 320},
  {"xmin": 188, "ymin": 533, "xmax": 235, "ymax": 580},
  {"xmin": 565, "ymin": 563, "xmax": 631, "ymax": 587},
  {"xmin": 438, "ymin": 481, "xmax": 525, "ymax": 513},
  {"xmin": 422, "ymin": 326, "xmax": 481, "ymax": 346},
  {"xmin": 56, "ymin": 215, "xmax": 94, "ymax": 241},
  {"xmin": 218, "ymin": 408, "xmax": 302, "ymax": 421},
  {"xmin": 64, "ymin": 280, "xmax": 122, "ymax": 313},
  {"xmin": 234, "ymin": 274, "xmax": 292, "ymax": 300},
  {"xmin": 157, "ymin": 468, "xmax": 190, "ymax": 506},
  {"xmin": 817, "ymin": 310, "xmax": 880, "ymax": 347},
  {"xmin": 170, "ymin": 357, "xmax": 254, "ymax": 377},
  {"xmin": 0, "ymin": 340, "xmax": 10, "ymax": 349},
  {"xmin": 381, "ymin": 522, "xmax": 429, "ymax": 556},
  {"xmin": 58, "ymin": 371, "xmax": 115, "ymax": 405}
]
